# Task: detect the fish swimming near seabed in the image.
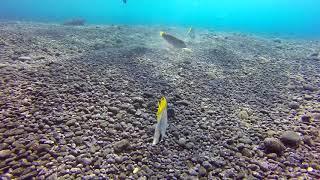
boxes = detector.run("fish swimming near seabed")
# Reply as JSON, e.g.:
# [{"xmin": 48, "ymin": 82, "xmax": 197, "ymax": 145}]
[
  {"xmin": 160, "ymin": 31, "xmax": 187, "ymax": 48},
  {"xmin": 152, "ymin": 97, "xmax": 168, "ymax": 145},
  {"xmin": 187, "ymin": 27, "xmax": 195, "ymax": 39}
]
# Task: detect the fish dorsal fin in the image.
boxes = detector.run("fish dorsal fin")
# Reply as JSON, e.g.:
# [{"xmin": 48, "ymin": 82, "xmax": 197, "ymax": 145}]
[{"xmin": 156, "ymin": 97, "xmax": 167, "ymax": 121}]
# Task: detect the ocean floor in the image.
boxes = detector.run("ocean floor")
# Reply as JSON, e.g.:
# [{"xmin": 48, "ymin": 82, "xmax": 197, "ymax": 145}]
[{"xmin": 0, "ymin": 22, "xmax": 320, "ymax": 179}]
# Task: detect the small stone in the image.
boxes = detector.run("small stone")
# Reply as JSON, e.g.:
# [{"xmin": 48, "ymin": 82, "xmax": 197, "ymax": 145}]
[
  {"xmin": 73, "ymin": 136, "xmax": 83, "ymax": 145},
  {"xmin": 65, "ymin": 155, "xmax": 76, "ymax": 161},
  {"xmin": 303, "ymin": 84, "xmax": 317, "ymax": 92},
  {"xmin": 199, "ymin": 166, "xmax": 207, "ymax": 177},
  {"xmin": 304, "ymin": 94, "xmax": 313, "ymax": 100},
  {"xmin": 108, "ymin": 107, "xmax": 120, "ymax": 114},
  {"xmin": 303, "ymin": 136, "xmax": 314, "ymax": 146},
  {"xmin": 37, "ymin": 144, "xmax": 51, "ymax": 152},
  {"xmin": 177, "ymin": 100, "xmax": 191, "ymax": 106},
  {"xmin": 0, "ymin": 150, "xmax": 12, "ymax": 159},
  {"xmin": 70, "ymin": 168, "xmax": 81, "ymax": 174},
  {"xmin": 280, "ymin": 131, "xmax": 301, "ymax": 147},
  {"xmin": 132, "ymin": 97, "xmax": 144, "ymax": 104},
  {"xmin": 178, "ymin": 138, "xmax": 187, "ymax": 147},
  {"xmin": 66, "ymin": 119, "xmax": 77, "ymax": 126},
  {"xmin": 248, "ymin": 164, "xmax": 259, "ymax": 171},
  {"xmin": 114, "ymin": 139, "xmax": 130, "ymax": 153},
  {"xmin": 185, "ymin": 142, "xmax": 194, "ymax": 149},
  {"xmin": 301, "ymin": 115, "xmax": 311, "ymax": 122},
  {"xmin": 241, "ymin": 148, "xmax": 253, "ymax": 158},
  {"xmin": 18, "ymin": 56, "xmax": 32, "ymax": 61},
  {"xmin": 273, "ymin": 38, "xmax": 281, "ymax": 43},
  {"xmin": 288, "ymin": 102, "xmax": 299, "ymax": 109},
  {"xmin": 263, "ymin": 138, "xmax": 285, "ymax": 154},
  {"xmin": 202, "ymin": 161, "xmax": 212, "ymax": 170},
  {"xmin": 310, "ymin": 52, "xmax": 319, "ymax": 57},
  {"xmin": 167, "ymin": 108, "xmax": 175, "ymax": 119},
  {"xmin": 267, "ymin": 153, "xmax": 277, "ymax": 160},
  {"xmin": 80, "ymin": 158, "xmax": 92, "ymax": 165}
]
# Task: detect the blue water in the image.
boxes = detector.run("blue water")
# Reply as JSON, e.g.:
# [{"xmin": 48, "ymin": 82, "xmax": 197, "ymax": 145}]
[{"xmin": 1, "ymin": 0, "xmax": 320, "ymax": 38}]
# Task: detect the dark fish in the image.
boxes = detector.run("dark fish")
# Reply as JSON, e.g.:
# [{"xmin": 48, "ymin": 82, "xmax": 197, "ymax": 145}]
[
  {"xmin": 160, "ymin": 31, "xmax": 187, "ymax": 48},
  {"xmin": 63, "ymin": 19, "xmax": 85, "ymax": 26},
  {"xmin": 123, "ymin": 0, "xmax": 127, "ymax": 4}
]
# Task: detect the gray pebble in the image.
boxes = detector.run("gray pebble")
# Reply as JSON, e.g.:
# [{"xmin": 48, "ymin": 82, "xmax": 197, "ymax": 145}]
[{"xmin": 280, "ymin": 131, "xmax": 301, "ymax": 147}]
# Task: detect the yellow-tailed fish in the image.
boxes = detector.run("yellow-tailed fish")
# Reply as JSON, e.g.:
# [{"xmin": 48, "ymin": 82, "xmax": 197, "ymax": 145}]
[
  {"xmin": 160, "ymin": 31, "xmax": 187, "ymax": 48},
  {"xmin": 152, "ymin": 97, "xmax": 168, "ymax": 145}
]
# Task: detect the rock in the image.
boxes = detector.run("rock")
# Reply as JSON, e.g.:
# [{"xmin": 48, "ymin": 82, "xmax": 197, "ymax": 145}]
[
  {"xmin": 66, "ymin": 119, "xmax": 77, "ymax": 126},
  {"xmin": 178, "ymin": 138, "xmax": 187, "ymax": 147},
  {"xmin": 0, "ymin": 149, "xmax": 12, "ymax": 159},
  {"xmin": 37, "ymin": 144, "xmax": 51, "ymax": 153},
  {"xmin": 280, "ymin": 131, "xmax": 301, "ymax": 147},
  {"xmin": 304, "ymin": 94, "xmax": 313, "ymax": 100},
  {"xmin": 288, "ymin": 102, "xmax": 299, "ymax": 109},
  {"xmin": 267, "ymin": 153, "xmax": 277, "ymax": 160},
  {"xmin": 167, "ymin": 108, "xmax": 175, "ymax": 119},
  {"xmin": 273, "ymin": 38, "xmax": 281, "ymax": 43},
  {"xmin": 177, "ymin": 100, "xmax": 191, "ymax": 106},
  {"xmin": 303, "ymin": 84, "xmax": 318, "ymax": 92},
  {"xmin": 65, "ymin": 155, "xmax": 76, "ymax": 161},
  {"xmin": 70, "ymin": 168, "xmax": 81, "ymax": 174},
  {"xmin": 303, "ymin": 136, "xmax": 314, "ymax": 146},
  {"xmin": 108, "ymin": 107, "xmax": 120, "ymax": 114},
  {"xmin": 132, "ymin": 97, "xmax": 144, "ymax": 104},
  {"xmin": 248, "ymin": 164, "xmax": 259, "ymax": 171},
  {"xmin": 18, "ymin": 56, "xmax": 32, "ymax": 61},
  {"xmin": 114, "ymin": 139, "xmax": 130, "ymax": 153},
  {"xmin": 263, "ymin": 138, "xmax": 285, "ymax": 154},
  {"xmin": 301, "ymin": 115, "xmax": 311, "ymax": 122},
  {"xmin": 238, "ymin": 110, "xmax": 249, "ymax": 120},
  {"xmin": 80, "ymin": 158, "xmax": 92, "ymax": 165},
  {"xmin": 241, "ymin": 148, "xmax": 253, "ymax": 158},
  {"xmin": 202, "ymin": 161, "xmax": 212, "ymax": 170},
  {"xmin": 73, "ymin": 136, "xmax": 83, "ymax": 145},
  {"xmin": 198, "ymin": 166, "xmax": 207, "ymax": 177},
  {"xmin": 185, "ymin": 142, "xmax": 194, "ymax": 149}
]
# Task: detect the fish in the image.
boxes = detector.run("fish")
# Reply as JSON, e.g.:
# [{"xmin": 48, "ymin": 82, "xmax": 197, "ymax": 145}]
[
  {"xmin": 187, "ymin": 27, "xmax": 195, "ymax": 39},
  {"xmin": 122, "ymin": 0, "xmax": 127, "ymax": 4},
  {"xmin": 160, "ymin": 31, "xmax": 187, "ymax": 48},
  {"xmin": 62, "ymin": 18, "xmax": 86, "ymax": 26},
  {"xmin": 152, "ymin": 96, "xmax": 169, "ymax": 145}
]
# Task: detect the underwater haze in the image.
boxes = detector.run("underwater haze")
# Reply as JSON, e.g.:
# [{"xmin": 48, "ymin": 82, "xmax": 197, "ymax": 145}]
[{"xmin": 1, "ymin": 0, "xmax": 320, "ymax": 38}]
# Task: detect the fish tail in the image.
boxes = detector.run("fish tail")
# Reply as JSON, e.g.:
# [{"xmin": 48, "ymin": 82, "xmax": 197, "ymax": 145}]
[{"xmin": 152, "ymin": 123, "xmax": 161, "ymax": 145}]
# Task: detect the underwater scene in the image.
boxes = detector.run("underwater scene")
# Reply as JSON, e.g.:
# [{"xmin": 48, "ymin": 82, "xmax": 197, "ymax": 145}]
[{"xmin": 0, "ymin": 0, "xmax": 320, "ymax": 179}]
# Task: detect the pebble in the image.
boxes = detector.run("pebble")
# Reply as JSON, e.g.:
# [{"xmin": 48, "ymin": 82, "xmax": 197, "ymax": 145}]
[
  {"xmin": 113, "ymin": 139, "xmax": 130, "ymax": 153},
  {"xmin": 301, "ymin": 115, "xmax": 311, "ymax": 122},
  {"xmin": 280, "ymin": 131, "xmax": 301, "ymax": 147},
  {"xmin": 178, "ymin": 138, "xmax": 187, "ymax": 147},
  {"xmin": 303, "ymin": 136, "xmax": 314, "ymax": 146},
  {"xmin": 288, "ymin": 102, "xmax": 299, "ymax": 109},
  {"xmin": 241, "ymin": 148, "xmax": 253, "ymax": 158},
  {"xmin": 0, "ymin": 149, "xmax": 12, "ymax": 159},
  {"xmin": 177, "ymin": 100, "xmax": 191, "ymax": 106},
  {"xmin": 70, "ymin": 168, "xmax": 81, "ymax": 174},
  {"xmin": 18, "ymin": 56, "xmax": 32, "ymax": 61},
  {"xmin": 267, "ymin": 153, "xmax": 277, "ymax": 160},
  {"xmin": 108, "ymin": 107, "xmax": 120, "ymax": 114},
  {"xmin": 304, "ymin": 94, "xmax": 313, "ymax": 100},
  {"xmin": 303, "ymin": 84, "xmax": 318, "ymax": 91},
  {"xmin": 263, "ymin": 138, "xmax": 286, "ymax": 154},
  {"xmin": 198, "ymin": 166, "xmax": 207, "ymax": 177},
  {"xmin": 66, "ymin": 119, "xmax": 77, "ymax": 126}
]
